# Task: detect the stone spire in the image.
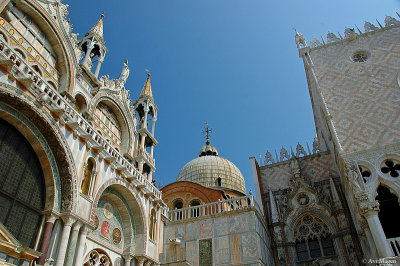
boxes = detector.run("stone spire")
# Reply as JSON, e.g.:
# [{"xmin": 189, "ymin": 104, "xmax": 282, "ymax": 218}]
[
  {"xmin": 329, "ymin": 177, "xmax": 342, "ymax": 209},
  {"xmin": 87, "ymin": 13, "xmax": 105, "ymax": 44},
  {"xmin": 139, "ymin": 70, "xmax": 153, "ymax": 99},
  {"xmin": 269, "ymin": 189, "xmax": 280, "ymax": 223}
]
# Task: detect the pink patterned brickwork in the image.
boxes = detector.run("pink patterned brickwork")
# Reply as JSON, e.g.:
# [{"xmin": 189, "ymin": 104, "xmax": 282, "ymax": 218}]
[{"xmin": 309, "ymin": 26, "xmax": 400, "ymax": 154}]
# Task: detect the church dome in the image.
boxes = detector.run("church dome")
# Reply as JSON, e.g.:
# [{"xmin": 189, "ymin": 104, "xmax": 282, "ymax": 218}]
[{"xmin": 177, "ymin": 143, "xmax": 246, "ymax": 195}]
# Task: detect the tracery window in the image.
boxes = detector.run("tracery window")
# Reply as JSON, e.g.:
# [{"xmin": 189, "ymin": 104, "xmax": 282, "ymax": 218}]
[
  {"xmin": 84, "ymin": 250, "xmax": 111, "ymax": 266},
  {"xmin": 294, "ymin": 215, "xmax": 335, "ymax": 261},
  {"xmin": 0, "ymin": 119, "xmax": 45, "ymax": 248},
  {"xmin": 380, "ymin": 160, "xmax": 400, "ymax": 178}
]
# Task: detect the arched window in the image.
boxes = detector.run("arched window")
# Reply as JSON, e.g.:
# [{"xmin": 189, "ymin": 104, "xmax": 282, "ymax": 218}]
[
  {"xmin": 149, "ymin": 209, "xmax": 156, "ymax": 241},
  {"xmin": 376, "ymin": 185, "xmax": 400, "ymax": 239},
  {"xmin": 190, "ymin": 200, "xmax": 201, "ymax": 217},
  {"xmin": 173, "ymin": 199, "xmax": 183, "ymax": 220},
  {"xmin": 81, "ymin": 158, "xmax": 95, "ymax": 196},
  {"xmin": 0, "ymin": 119, "xmax": 45, "ymax": 248},
  {"xmin": 217, "ymin": 177, "xmax": 222, "ymax": 187},
  {"xmin": 294, "ymin": 215, "xmax": 335, "ymax": 262}
]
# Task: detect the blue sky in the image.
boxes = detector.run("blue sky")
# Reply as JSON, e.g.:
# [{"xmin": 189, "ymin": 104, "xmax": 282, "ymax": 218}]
[{"xmin": 66, "ymin": 0, "xmax": 400, "ymax": 194}]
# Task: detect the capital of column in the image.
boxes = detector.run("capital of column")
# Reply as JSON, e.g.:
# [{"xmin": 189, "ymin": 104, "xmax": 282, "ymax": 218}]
[
  {"xmin": 45, "ymin": 213, "xmax": 58, "ymax": 224},
  {"xmin": 360, "ymin": 200, "xmax": 380, "ymax": 218},
  {"xmin": 61, "ymin": 216, "xmax": 76, "ymax": 226}
]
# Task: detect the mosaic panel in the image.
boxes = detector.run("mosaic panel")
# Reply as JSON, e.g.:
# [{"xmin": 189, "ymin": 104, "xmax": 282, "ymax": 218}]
[{"xmin": 94, "ymin": 198, "xmax": 123, "ymax": 249}]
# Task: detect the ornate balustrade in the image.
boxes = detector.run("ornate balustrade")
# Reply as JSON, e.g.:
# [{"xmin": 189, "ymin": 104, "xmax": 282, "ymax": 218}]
[
  {"xmin": 168, "ymin": 195, "xmax": 259, "ymax": 222},
  {"xmin": 387, "ymin": 237, "xmax": 400, "ymax": 257},
  {"xmin": 0, "ymin": 37, "xmax": 162, "ymax": 200}
]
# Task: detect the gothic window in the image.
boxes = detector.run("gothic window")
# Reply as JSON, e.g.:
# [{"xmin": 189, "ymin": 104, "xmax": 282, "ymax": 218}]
[
  {"xmin": 81, "ymin": 158, "xmax": 95, "ymax": 196},
  {"xmin": 149, "ymin": 209, "xmax": 156, "ymax": 241},
  {"xmin": 0, "ymin": 119, "xmax": 45, "ymax": 248},
  {"xmin": 380, "ymin": 160, "xmax": 400, "ymax": 178},
  {"xmin": 376, "ymin": 185, "xmax": 400, "ymax": 239},
  {"xmin": 294, "ymin": 215, "xmax": 335, "ymax": 262},
  {"xmin": 359, "ymin": 166, "xmax": 371, "ymax": 183},
  {"xmin": 84, "ymin": 250, "xmax": 111, "ymax": 266}
]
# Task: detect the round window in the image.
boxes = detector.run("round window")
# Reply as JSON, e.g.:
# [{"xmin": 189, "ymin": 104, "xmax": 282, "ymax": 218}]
[{"xmin": 352, "ymin": 51, "xmax": 369, "ymax": 62}]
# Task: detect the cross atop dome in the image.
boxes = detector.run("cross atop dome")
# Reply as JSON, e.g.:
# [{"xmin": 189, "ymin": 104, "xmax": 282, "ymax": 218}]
[{"xmin": 202, "ymin": 122, "xmax": 213, "ymax": 145}]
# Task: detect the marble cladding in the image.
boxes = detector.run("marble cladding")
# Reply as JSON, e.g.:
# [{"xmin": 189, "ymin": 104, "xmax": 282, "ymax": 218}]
[{"xmin": 161, "ymin": 210, "xmax": 273, "ymax": 266}]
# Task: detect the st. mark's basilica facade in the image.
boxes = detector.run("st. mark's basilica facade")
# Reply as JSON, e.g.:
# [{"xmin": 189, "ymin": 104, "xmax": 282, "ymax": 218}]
[{"xmin": 0, "ymin": 0, "xmax": 399, "ymax": 265}]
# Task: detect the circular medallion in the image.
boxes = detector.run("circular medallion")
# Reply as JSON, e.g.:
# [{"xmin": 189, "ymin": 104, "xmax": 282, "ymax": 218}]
[
  {"xmin": 103, "ymin": 202, "xmax": 114, "ymax": 219},
  {"xmin": 113, "ymin": 228, "xmax": 122, "ymax": 244},
  {"xmin": 297, "ymin": 193, "xmax": 310, "ymax": 206},
  {"xmin": 93, "ymin": 215, "xmax": 99, "ymax": 230}
]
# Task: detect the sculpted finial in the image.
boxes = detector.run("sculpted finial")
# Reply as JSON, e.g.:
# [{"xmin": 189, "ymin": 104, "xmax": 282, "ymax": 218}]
[{"xmin": 118, "ymin": 59, "xmax": 130, "ymax": 86}]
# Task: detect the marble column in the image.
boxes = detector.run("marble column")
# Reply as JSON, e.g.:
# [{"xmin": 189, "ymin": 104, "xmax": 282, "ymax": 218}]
[
  {"xmin": 54, "ymin": 216, "xmax": 75, "ymax": 266},
  {"xmin": 138, "ymin": 160, "xmax": 144, "ymax": 173},
  {"xmin": 151, "ymin": 118, "xmax": 156, "ymax": 136},
  {"xmin": 94, "ymin": 57, "xmax": 104, "ymax": 78},
  {"xmin": 123, "ymin": 255, "xmax": 131, "ymax": 266},
  {"xmin": 140, "ymin": 133, "xmax": 146, "ymax": 150},
  {"xmin": 74, "ymin": 225, "xmax": 90, "ymax": 266},
  {"xmin": 364, "ymin": 211, "xmax": 392, "ymax": 257},
  {"xmin": 64, "ymin": 221, "xmax": 82, "ymax": 266},
  {"xmin": 37, "ymin": 215, "xmax": 57, "ymax": 265},
  {"xmin": 150, "ymin": 145, "xmax": 154, "ymax": 157}
]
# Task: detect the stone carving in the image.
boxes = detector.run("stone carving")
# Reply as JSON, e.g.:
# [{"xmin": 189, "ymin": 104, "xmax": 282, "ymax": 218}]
[
  {"xmin": 295, "ymin": 30, "xmax": 307, "ymax": 48},
  {"xmin": 384, "ymin": 15, "xmax": 399, "ymax": 26},
  {"xmin": 327, "ymin": 32, "xmax": 340, "ymax": 43},
  {"xmin": 289, "ymin": 158, "xmax": 301, "ymax": 177},
  {"xmin": 344, "ymin": 28, "xmax": 357, "ymax": 40},
  {"xmin": 118, "ymin": 60, "xmax": 130, "ymax": 85},
  {"xmin": 310, "ymin": 38, "xmax": 322, "ymax": 48},
  {"xmin": 265, "ymin": 151, "xmax": 275, "ymax": 165},
  {"xmin": 112, "ymin": 228, "xmax": 122, "ymax": 244},
  {"xmin": 297, "ymin": 193, "xmax": 310, "ymax": 206},
  {"xmin": 312, "ymin": 136, "xmax": 320, "ymax": 154},
  {"xmin": 345, "ymin": 162, "xmax": 364, "ymax": 192},
  {"xmin": 280, "ymin": 147, "xmax": 290, "ymax": 162},
  {"xmin": 364, "ymin": 21, "xmax": 378, "ymax": 32},
  {"xmin": 296, "ymin": 143, "xmax": 307, "ymax": 157}
]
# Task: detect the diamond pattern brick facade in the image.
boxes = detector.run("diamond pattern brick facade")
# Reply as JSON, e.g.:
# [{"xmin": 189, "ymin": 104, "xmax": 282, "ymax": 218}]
[
  {"xmin": 259, "ymin": 152, "xmax": 339, "ymax": 190},
  {"xmin": 309, "ymin": 26, "xmax": 400, "ymax": 154}
]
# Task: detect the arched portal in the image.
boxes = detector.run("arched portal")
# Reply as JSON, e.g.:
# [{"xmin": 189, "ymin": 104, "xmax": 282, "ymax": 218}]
[{"xmin": 0, "ymin": 118, "xmax": 45, "ymax": 248}]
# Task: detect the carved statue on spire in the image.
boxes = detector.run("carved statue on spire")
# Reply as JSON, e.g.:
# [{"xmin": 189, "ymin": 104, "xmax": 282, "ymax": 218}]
[{"xmin": 119, "ymin": 59, "xmax": 130, "ymax": 85}]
